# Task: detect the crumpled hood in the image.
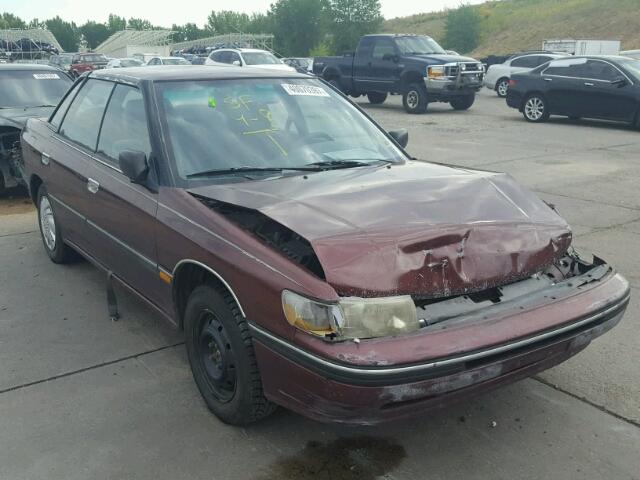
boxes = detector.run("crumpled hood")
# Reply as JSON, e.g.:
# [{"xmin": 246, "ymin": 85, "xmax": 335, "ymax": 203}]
[
  {"xmin": 403, "ymin": 54, "xmax": 479, "ymax": 64},
  {"xmin": 188, "ymin": 161, "xmax": 572, "ymax": 297},
  {"xmin": 0, "ymin": 107, "xmax": 55, "ymax": 128}
]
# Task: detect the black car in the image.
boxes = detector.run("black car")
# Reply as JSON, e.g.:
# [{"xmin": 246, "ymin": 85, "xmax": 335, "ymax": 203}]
[
  {"xmin": 507, "ymin": 55, "xmax": 640, "ymax": 125},
  {"xmin": 0, "ymin": 64, "xmax": 73, "ymax": 192}
]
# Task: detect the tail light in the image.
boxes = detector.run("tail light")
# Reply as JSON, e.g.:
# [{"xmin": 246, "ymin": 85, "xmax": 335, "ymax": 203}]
[{"xmin": 508, "ymin": 79, "xmax": 517, "ymax": 87}]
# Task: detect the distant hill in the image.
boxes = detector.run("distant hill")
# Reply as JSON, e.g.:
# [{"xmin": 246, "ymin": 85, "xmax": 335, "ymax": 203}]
[{"xmin": 383, "ymin": 0, "xmax": 640, "ymax": 57}]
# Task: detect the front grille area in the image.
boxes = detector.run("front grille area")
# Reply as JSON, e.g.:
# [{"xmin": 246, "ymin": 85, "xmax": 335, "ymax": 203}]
[{"xmin": 446, "ymin": 63, "xmax": 483, "ymax": 76}]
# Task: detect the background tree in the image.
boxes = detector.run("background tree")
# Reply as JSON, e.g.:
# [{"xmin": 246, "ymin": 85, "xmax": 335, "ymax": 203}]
[
  {"xmin": 443, "ymin": 4, "xmax": 480, "ymax": 54},
  {"xmin": 127, "ymin": 18, "xmax": 154, "ymax": 30},
  {"xmin": 207, "ymin": 11, "xmax": 251, "ymax": 34},
  {"xmin": 329, "ymin": 0, "xmax": 383, "ymax": 53},
  {"xmin": 170, "ymin": 23, "xmax": 209, "ymax": 42},
  {"xmin": 80, "ymin": 21, "xmax": 110, "ymax": 49},
  {"xmin": 270, "ymin": 0, "xmax": 328, "ymax": 56},
  {"xmin": 45, "ymin": 16, "xmax": 80, "ymax": 52},
  {"xmin": 107, "ymin": 14, "xmax": 127, "ymax": 34},
  {"xmin": 0, "ymin": 12, "xmax": 26, "ymax": 29}
]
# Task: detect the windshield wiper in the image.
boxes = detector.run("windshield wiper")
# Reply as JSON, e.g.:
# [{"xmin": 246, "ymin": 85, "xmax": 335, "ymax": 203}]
[
  {"xmin": 305, "ymin": 159, "xmax": 392, "ymax": 170},
  {"xmin": 186, "ymin": 165, "xmax": 322, "ymax": 179}
]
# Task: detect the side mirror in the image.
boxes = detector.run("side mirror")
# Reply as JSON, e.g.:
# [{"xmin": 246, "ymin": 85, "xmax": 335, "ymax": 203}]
[
  {"xmin": 611, "ymin": 76, "xmax": 627, "ymax": 87},
  {"xmin": 388, "ymin": 128, "xmax": 409, "ymax": 148},
  {"xmin": 232, "ymin": 60, "xmax": 241, "ymax": 66},
  {"xmin": 382, "ymin": 53, "xmax": 398, "ymax": 62},
  {"xmin": 119, "ymin": 150, "xmax": 148, "ymax": 183}
]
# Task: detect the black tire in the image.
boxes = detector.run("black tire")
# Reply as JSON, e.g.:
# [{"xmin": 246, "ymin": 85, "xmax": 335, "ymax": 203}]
[
  {"xmin": 522, "ymin": 93, "xmax": 550, "ymax": 123},
  {"xmin": 184, "ymin": 284, "xmax": 276, "ymax": 425},
  {"xmin": 496, "ymin": 77, "xmax": 509, "ymax": 97},
  {"xmin": 450, "ymin": 94, "xmax": 475, "ymax": 111},
  {"xmin": 402, "ymin": 83, "xmax": 428, "ymax": 114},
  {"xmin": 367, "ymin": 92, "xmax": 388, "ymax": 104},
  {"xmin": 36, "ymin": 185, "xmax": 74, "ymax": 263}
]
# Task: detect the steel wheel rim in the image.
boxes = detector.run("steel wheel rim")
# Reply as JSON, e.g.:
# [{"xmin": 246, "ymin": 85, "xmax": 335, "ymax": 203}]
[
  {"xmin": 197, "ymin": 309, "xmax": 237, "ymax": 403},
  {"xmin": 525, "ymin": 97, "xmax": 544, "ymax": 120},
  {"xmin": 39, "ymin": 196, "xmax": 56, "ymax": 251},
  {"xmin": 498, "ymin": 81, "xmax": 508, "ymax": 96},
  {"xmin": 406, "ymin": 90, "xmax": 419, "ymax": 109}
]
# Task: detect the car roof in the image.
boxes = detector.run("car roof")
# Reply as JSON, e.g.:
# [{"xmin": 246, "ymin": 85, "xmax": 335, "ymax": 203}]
[
  {"xmin": 90, "ymin": 65, "xmax": 308, "ymax": 84},
  {"xmin": 215, "ymin": 48, "xmax": 271, "ymax": 53},
  {"xmin": 0, "ymin": 64, "xmax": 62, "ymax": 72}
]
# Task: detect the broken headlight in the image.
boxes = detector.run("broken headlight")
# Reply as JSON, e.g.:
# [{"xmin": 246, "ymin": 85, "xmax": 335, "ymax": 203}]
[{"xmin": 282, "ymin": 290, "xmax": 419, "ymax": 340}]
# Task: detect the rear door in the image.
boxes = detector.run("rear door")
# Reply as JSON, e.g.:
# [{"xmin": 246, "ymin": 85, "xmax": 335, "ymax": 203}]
[
  {"xmin": 47, "ymin": 78, "xmax": 113, "ymax": 250},
  {"xmin": 86, "ymin": 83, "xmax": 162, "ymax": 305},
  {"xmin": 540, "ymin": 58, "xmax": 587, "ymax": 116}
]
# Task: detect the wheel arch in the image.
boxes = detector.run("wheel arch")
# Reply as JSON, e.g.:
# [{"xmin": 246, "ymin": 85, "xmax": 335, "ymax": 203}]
[
  {"xmin": 172, "ymin": 260, "xmax": 246, "ymax": 330},
  {"xmin": 29, "ymin": 174, "xmax": 43, "ymax": 205},
  {"xmin": 400, "ymin": 70, "xmax": 424, "ymax": 90}
]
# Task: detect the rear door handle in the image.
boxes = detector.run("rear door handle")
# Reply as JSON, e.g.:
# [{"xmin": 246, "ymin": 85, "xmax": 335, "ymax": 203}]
[
  {"xmin": 543, "ymin": 78, "xmax": 552, "ymax": 82},
  {"xmin": 87, "ymin": 178, "xmax": 100, "ymax": 194},
  {"xmin": 41, "ymin": 152, "xmax": 50, "ymax": 166},
  {"xmin": 584, "ymin": 82, "xmax": 595, "ymax": 86}
]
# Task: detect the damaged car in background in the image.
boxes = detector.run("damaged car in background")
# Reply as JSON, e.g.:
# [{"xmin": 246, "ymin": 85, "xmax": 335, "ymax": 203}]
[
  {"xmin": 21, "ymin": 66, "xmax": 630, "ymax": 425},
  {"xmin": 0, "ymin": 64, "xmax": 72, "ymax": 193}
]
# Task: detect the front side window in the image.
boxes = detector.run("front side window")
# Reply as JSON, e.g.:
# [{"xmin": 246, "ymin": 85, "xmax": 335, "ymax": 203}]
[
  {"xmin": 372, "ymin": 39, "xmax": 396, "ymax": 60},
  {"xmin": 394, "ymin": 36, "xmax": 446, "ymax": 55},
  {"xmin": 242, "ymin": 52, "xmax": 281, "ymax": 65},
  {"xmin": 0, "ymin": 70, "xmax": 72, "ymax": 108},
  {"xmin": 97, "ymin": 85, "xmax": 151, "ymax": 166},
  {"xmin": 584, "ymin": 60, "xmax": 620, "ymax": 81},
  {"xmin": 156, "ymin": 78, "xmax": 406, "ymax": 183},
  {"xmin": 59, "ymin": 79, "xmax": 113, "ymax": 150},
  {"xmin": 229, "ymin": 52, "xmax": 241, "ymax": 64}
]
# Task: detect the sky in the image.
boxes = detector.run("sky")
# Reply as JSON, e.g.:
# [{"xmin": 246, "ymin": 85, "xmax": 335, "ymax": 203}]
[{"xmin": 4, "ymin": 0, "xmax": 487, "ymax": 27}]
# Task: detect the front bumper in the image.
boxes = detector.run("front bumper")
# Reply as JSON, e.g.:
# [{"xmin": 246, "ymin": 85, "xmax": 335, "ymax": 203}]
[
  {"xmin": 424, "ymin": 66, "xmax": 484, "ymax": 96},
  {"xmin": 251, "ymin": 267, "xmax": 629, "ymax": 424}
]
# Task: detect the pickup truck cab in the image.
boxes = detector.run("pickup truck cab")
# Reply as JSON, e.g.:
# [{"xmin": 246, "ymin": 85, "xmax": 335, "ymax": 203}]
[{"xmin": 313, "ymin": 34, "xmax": 484, "ymax": 113}]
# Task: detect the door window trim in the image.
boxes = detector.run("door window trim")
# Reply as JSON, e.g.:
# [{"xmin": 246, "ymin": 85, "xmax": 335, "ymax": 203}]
[{"xmin": 541, "ymin": 59, "xmax": 633, "ymax": 84}]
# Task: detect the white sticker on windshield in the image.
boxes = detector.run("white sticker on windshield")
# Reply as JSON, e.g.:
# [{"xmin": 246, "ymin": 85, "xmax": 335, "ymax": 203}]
[
  {"xmin": 33, "ymin": 73, "xmax": 60, "ymax": 80},
  {"xmin": 281, "ymin": 84, "xmax": 329, "ymax": 97}
]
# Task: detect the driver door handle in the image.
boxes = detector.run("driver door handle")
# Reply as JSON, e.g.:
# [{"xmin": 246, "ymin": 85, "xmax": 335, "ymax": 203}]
[
  {"xmin": 87, "ymin": 178, "xmax": 100, "ymax": 194},
  {"xmin": 584, "ymin": 82, "xmax": 595, "ymax": 87}
]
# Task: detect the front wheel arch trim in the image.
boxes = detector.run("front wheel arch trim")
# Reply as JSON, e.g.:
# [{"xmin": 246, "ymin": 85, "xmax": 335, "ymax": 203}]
[{"xmin": 172, "ymin": 259, "xmax": 246, "ymax": 327}]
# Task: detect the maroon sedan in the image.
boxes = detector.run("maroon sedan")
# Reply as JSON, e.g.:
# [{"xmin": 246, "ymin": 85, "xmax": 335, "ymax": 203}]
[{"xmin": 21, "ymin": 66, "xmax": 630, "ymax": 425}]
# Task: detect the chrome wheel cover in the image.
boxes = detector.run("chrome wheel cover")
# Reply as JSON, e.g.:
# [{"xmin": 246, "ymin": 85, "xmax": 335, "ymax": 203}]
[
  {"xmin": 497, "ymin": 80, "xmax": 509, "ymax": 96},
  {"xmin": 39, "ymin": 196, "xmax": 56, "ymax": 251},
  {"xmin": 525, "ymin": 97, "xmax": 544, "ymax": 120}
]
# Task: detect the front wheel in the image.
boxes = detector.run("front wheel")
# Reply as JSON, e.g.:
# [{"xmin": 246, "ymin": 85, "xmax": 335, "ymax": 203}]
[
  {"xmin": 367, "ymin": 92, "xmax": 387, "ymax": 104},
  {"xmin": 403, "ymin": 83, "xmax": 428, "ymax": 114},
  {"xmin": 450, "ymin": 94, "xmax": 475, "ymax": 111},
  {"xmin": 184, "ymin": 284, "xmax": 276, "ymax": 425},
  {"xmin": 37, "ymin": 185, "xmax": 74, "ymax": 263},
  {"xmin": 522, "ymin": 94, "xmax": 550, "ymax": 123}
]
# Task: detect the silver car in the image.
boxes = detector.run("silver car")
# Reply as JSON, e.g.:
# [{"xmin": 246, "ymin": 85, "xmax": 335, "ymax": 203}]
[{"xmin": 484, "ymin": 53, "xmax": 568, "ymax": 97}]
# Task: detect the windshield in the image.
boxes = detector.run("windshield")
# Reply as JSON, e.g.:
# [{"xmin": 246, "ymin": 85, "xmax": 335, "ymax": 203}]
[
  {"xmin": 395, "ymin": 36, "xmax": 447, "ymax": 55},
  {"xmin": 618, "ymin": 58, "xmax": 640, "ymax": 81},
  {"xmin": 0, "ymin": 70, "xmax": 72, "ymax": 108},
  {"xmin": 81, "ymin": 54, "xmax": 107, "ymax": 63},
  {"xmin": 121, "ymin": 59, "xmax": 143, "ymax": 67},
  {"xmin": 242, "ymin": 52, "xmax": 281, "ymax": 65},
  {"xmin": 164, "ymin": 58, "xmax": 191, "ymax": 65},
  {"xmin": 156, "ymin": 78, "xmax": 406, "ymax": 183}
]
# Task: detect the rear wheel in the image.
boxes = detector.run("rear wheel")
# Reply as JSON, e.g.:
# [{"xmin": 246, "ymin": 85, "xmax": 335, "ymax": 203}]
[
  {"xmin": 37, "ymin": 185, "xmax": 74, "ymax": 263},
  {"xmin": 450, "ymin": 94, "xmax": 475, "ymax": 111},
  {"xmin": 403, "ymin": 83, "xmax": 428, "ymax": 114},
  {"xmin": 496, "ymin": 78, "xmax": 509, "ymax": 97},
  {"xmin": 522, "ymin": 94, "xmax": 549, "ymax": 123},
  {"xmin": 184, "ymin": 284, "xmax": 276, "ymax": 425},
  {"xmin": 367, "ymin": 92, "xmax": 388, "ymax": 104}
]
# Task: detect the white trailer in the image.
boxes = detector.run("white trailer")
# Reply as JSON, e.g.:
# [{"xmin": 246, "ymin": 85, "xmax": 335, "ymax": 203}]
[{"xmin": 542, "ymin": 39, "xmax": 620, "ymax": 55}]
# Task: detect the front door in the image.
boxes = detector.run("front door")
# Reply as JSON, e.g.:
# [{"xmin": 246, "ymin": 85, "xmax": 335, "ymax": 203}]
[
  {"xmin": 577, "ymin": 60, "xmax": 637, "ymax": 121},
  {"xmin": 84, "ymin": 83, "xmax": 163, "ymax": 307}
]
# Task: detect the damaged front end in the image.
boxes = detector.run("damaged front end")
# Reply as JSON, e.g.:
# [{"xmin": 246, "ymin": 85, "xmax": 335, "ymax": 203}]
[{"xmin": 0, "ymin": 126, "xmax": 23, "ymax": 191}]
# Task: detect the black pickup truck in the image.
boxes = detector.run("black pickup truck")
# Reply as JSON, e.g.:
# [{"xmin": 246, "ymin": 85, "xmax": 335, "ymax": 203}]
[{"xmin": 313, "ymin": 34, "xmax": 484, "ymax": 113}]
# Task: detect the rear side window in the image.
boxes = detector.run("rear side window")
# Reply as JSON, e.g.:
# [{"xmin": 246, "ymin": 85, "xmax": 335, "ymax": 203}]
[
  {"xmin": 211, "ymin": 51, "xmax": 229, "ymax": 63},
  {"xmin": 50, "ymin": 80, "xmax": 82, "ymax": 129},
  {"xmin": 59, "ymin": 79, "xmax": 113, "ymax": 150},
  {"xmin": 97, "ymin": 85, "xmax": 151, "ymax": 166},
  {"xmin": 511, "ymin": 56, "xmax": 539, "ymax": 68}
]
